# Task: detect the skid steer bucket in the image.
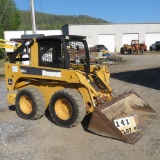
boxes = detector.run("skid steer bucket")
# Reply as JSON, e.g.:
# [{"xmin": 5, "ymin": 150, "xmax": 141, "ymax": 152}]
[{"xmin": 88, "ymin": 91, "xmax": 159, "ymax": 144}]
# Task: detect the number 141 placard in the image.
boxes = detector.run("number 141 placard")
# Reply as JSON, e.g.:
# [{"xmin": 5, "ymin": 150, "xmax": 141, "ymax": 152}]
[{"xmin": 114, "ymin": 116, "xmax": 138, "ymax": 135}]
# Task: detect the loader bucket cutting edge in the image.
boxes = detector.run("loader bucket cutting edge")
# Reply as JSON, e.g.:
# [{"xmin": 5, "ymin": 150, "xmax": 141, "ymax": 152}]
[{"xmin": 88, "ymin": 91, "xmax": 159, "ymax": 144}]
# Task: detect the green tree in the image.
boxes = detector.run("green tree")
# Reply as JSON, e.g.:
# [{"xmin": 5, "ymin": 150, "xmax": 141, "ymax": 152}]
[
  {"xmin": 19, "ymin": 11, "xmax": 109, "ymax": 30},
  {"xmin": 0, "ymin": 0, "xmax": 20, "ymax": 38},
  {"xmin": 0, "ymin": 0, "xmax": 20, "ymax": 58}
]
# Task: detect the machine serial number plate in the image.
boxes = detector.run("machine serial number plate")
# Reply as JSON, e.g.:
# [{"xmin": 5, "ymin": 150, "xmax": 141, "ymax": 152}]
[{"xmin": 114, "ymin": 116, "xmax": 138, "ymax": 135}]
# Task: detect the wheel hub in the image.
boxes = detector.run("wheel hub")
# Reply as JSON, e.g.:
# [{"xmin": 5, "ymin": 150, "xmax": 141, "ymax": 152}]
[
  {"xmin": 20, "ymin": 95, "xmax": 33, "ymax": 114},
  {"xmin": 55, "ymin": 99, "xmax": 72, "ymax": 120}
]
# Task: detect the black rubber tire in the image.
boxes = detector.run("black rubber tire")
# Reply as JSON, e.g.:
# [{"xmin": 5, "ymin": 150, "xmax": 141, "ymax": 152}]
[
  {"xmin": 16, "ymin": 86, "xmax": 46, "ymax": 120},
  {"xmin": 150, "ymin": 47, "xmax": 152, "ymax": 51},
  {"xmin": 128, "ymin": 48, "xmax": 133, "ymax": 54},
  {"xmin": 120, "ymin": 48, "xmax": 124, "ymax": 54},
  {"xmin": 140, "ymin": 48, "xmax": 144, "ymax": 54},
  {"xmin": 49, "ymin": 88, "xmax": 86, "ymax": 128}
]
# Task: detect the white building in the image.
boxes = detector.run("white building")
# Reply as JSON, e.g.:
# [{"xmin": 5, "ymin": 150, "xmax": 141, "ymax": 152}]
[
  {"xmin": 3, "ymin": 30, "xmax": 62, "ymax": 52},
  {"xmin": 4, "ymin": 23, "xmax": 160, "ymax": 52},
  {"xmin": 62, "ymin": 23, "xmax": 160, "ymax": 52},
  {"xmin": 4, "ymin": 30, "xmax": 62, "ymax": 40}
]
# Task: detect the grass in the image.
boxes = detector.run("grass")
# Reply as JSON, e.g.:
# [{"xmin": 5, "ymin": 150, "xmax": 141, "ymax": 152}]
[
  {"xmin": 0, "ymin": 58, "xmax": 5, "ymax": 80},
  {"xmin": 0, "ymin": 74, "xmax": 5, "ymax": 79},
  {"xmin": 0, "ymin": 58, "xmax": 5, "ymax": 67}
]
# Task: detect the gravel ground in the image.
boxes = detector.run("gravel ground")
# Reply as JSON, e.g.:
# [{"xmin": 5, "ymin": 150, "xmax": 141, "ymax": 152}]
[
  {"xmin": 0, "ymin": 51, "xmax": 160, "ymax": 160},
  {"xmin": 0, "ymin": 81, "xmax": 8, "ymax": 111}
]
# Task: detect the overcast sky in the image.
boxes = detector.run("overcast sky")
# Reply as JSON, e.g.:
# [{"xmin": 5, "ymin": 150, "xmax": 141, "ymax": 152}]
[{"xmin": 14, "ymin": 0, "xmax": 160, "ymax": 23}]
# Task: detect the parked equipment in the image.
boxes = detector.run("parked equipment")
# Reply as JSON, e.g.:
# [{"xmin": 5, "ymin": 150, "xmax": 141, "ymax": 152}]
[
  {"xmin": 155, "ymin": 41, "xmax": 160, "ymax": 51},
  {"xmin": 0, "ymin": 39, "xmax": 21, "ymax": 58},
  {"xmin": 5, "ymin": 35, "xmax": 158, "ymax": 144},
  {"xmin": 120, "ymin": 40, "xmax": 147, "ymax": 54},
  {"xmin": 91, "ymin": 44, "xmax": 109, "ymax": 53}
]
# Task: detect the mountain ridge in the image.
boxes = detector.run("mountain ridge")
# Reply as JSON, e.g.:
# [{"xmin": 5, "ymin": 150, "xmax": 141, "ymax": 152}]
[{"xmin": 19, "ymin": 10, "xmax": 110, "ymax": 30}]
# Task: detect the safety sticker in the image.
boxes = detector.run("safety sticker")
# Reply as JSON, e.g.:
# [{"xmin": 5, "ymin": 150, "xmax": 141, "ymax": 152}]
[
  {"xmin": 12, "ymin": 66, "xmax": 18, "ymax": 72},
  {"xmin": 42, "ymin": 70, "xmax": 61, "ymax": 77}
]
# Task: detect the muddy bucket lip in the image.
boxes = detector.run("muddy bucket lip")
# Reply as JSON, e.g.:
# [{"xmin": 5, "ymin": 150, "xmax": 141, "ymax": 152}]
[
  {"xmin": 88, "ymin": 108, "xmax": 159, "ymax": 144},
  {"xmin": 88, "ymin": 91, "xmax": 159, "ymax": 144},
  {"xmin": 121, "ymin": 113, "xmax": 159, "ymax": 143},
  {"xmin": 98, "ymin": 90, "xmax": 156, "ymax": 112}
]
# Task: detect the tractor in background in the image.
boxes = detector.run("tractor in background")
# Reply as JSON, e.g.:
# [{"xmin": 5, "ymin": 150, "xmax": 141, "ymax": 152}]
[{"xmin": 120, "ymin": 40, "xmax": 147, "ymax": 54}]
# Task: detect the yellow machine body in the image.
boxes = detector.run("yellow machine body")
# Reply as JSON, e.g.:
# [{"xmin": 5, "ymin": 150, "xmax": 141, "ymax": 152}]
[{"xmin": 4, "ymin": 35, "xmax": 159, "ymax": 143}]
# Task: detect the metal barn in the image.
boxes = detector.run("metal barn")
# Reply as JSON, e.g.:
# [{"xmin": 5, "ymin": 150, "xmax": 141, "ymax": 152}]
[{"xmin": 62, "ymin": 23, "xmax": 160, "ymax": 52}]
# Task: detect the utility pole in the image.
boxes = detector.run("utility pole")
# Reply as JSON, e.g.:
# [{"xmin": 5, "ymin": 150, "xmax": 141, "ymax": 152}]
[{"xmin": 30, "ymin": 0, "xmax": 36, "ymax": 34}]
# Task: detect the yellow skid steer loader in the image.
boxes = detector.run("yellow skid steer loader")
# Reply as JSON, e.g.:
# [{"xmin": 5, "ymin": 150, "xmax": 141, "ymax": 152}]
[{"xmin": 4, "ymin": 35, "xmax": 159, "ymax": 144}]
